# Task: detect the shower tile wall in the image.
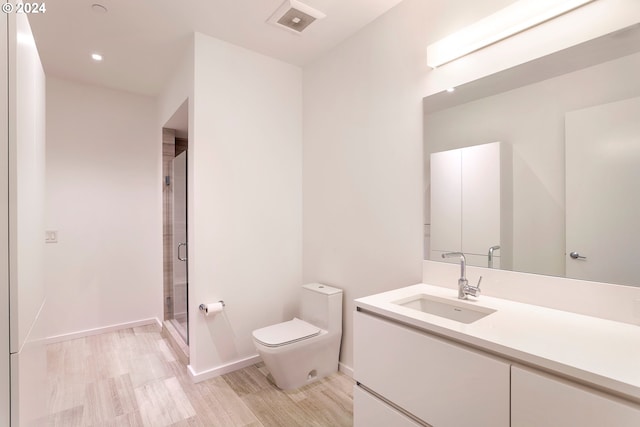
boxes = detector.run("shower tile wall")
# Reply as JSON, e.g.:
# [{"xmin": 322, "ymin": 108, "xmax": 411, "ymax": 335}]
[
  {"xmin": 162, "ymin": 128, "xmax": 176, "ymax": 321},
  {"xmin": 176, "ymin": 138, "xmax": 187, "ymax": 156}
]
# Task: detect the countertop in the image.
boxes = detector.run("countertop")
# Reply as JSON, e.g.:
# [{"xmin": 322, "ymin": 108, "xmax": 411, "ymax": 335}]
[{"xmin": 355, "ymin": 283, "xmax": 640, "ymax": 403}]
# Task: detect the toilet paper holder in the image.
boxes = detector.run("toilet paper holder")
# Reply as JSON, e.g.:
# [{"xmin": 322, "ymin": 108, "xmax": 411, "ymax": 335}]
[{"xmin": 199, "ymin": 301, "xmax": 225, "ymax": 313}]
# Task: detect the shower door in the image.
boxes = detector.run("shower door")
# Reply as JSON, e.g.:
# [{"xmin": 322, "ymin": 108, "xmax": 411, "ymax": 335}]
[{"xmin": 172, "ymin": 150, "xmax": 188, "ymax": 343}]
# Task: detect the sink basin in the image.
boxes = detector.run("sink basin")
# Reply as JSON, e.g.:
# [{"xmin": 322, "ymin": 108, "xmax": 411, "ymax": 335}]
[{"xmin": 393, "ymin": 294, "xmax": 496, "ymax": 324}]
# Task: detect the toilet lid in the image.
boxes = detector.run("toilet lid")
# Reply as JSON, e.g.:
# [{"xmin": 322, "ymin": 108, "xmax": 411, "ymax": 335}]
[{"xmin": 253, "ymin": 318, "xmax": 321, "ymax": 347}]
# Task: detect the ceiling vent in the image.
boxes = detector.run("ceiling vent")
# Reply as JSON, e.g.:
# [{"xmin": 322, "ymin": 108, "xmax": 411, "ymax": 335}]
[{"xmin": 267, "ymin": 0, "xmax": 326, "ymax": 34}]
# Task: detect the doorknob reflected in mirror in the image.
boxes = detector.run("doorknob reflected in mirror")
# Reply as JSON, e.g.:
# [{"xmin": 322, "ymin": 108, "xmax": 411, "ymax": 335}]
[{"xmin": 569, "ymin": 251, "xmax": 586, "ymax": 260}]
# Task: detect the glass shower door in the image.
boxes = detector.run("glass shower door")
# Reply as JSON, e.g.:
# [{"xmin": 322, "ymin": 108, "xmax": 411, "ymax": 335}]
[{"xmin": 172, "ymin": 150, "xmax": 188, "ymax": 344}]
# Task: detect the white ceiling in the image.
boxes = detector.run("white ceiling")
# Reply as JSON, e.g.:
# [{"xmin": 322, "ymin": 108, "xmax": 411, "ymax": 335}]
[{"xmin": 28, "ymin": 0, "xmax": 404, "ymax": 96}]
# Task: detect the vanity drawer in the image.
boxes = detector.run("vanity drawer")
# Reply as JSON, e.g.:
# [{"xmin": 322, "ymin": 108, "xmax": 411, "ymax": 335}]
[
  {"xmin": 512, "ymin": 365, "xmax": 640, "ymax": 426},
  {"xmin": 354, "ymin": 311, "xmax": 509, "ymax": 427},
  {"xmin": 354, "ymin": 385, "xmax": 423, "ymax": 427}
]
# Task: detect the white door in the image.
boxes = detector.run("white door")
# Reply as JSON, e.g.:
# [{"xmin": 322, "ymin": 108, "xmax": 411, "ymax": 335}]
[{"xmin": 565, "ymin": 96, "xmax": 640, "ymax": 286}]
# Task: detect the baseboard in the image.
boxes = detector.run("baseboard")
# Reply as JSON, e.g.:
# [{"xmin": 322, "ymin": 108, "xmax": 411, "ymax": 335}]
[
  {"xmin": 187, "ymin": 354, "xmax": 262, "ymax": 383},
  {"xmin": 45, "ymin": 317, "xmax": 162, "ymax": 344},
  {"xmin": 338, "ymin": 361, "xmax": 354, "ymax": 378}
]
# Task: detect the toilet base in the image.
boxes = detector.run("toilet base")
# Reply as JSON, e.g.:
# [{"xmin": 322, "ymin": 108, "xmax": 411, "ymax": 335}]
[{"xmin": 255, "ymin": 332, "xmax": 341, "ymax": 390}]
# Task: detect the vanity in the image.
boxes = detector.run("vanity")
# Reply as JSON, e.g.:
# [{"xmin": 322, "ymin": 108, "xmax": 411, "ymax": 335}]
[{"xmin": 353, "ymin": 284, "xmax": 640, "ymax": 427}]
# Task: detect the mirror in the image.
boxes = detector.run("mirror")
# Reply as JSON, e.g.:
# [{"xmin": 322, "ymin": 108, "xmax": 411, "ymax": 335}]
[{"xmin": 423, "ymin": 23, "xmax": 640, "ymax": 287}]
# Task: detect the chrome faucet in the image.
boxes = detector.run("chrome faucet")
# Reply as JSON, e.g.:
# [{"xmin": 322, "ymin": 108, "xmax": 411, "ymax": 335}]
[
  {"xmin": 488, "ymin": 245, "xmax": 500, "ymax": 269},
  {"xmin": 442, "ymin": 252, "xmax": 482, "ymax": 300}
]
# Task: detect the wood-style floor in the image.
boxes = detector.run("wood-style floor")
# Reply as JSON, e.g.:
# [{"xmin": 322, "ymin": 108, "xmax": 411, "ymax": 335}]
[{"xmin": 47, "ymin": 324, "xmax": 354, "ymax": 426}]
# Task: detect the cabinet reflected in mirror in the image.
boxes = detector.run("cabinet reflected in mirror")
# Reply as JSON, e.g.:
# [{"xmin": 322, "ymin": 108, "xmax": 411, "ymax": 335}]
[
  {"xmin": 430, "ymin": 142, "xmax": 512, "ymax": 270},
  {"xmin": 423, "ymin": 24, "xmax": 640, "ymax": 287}
]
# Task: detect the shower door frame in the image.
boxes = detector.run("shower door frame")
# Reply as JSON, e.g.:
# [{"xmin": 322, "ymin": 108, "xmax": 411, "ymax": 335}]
[{"xmin": 172, "ymin": 150, "xmax": 189, "ymax": 345}]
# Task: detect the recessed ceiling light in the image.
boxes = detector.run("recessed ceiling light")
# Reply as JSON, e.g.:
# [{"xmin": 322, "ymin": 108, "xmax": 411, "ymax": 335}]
[
  {"xmin": 91, "ymin": 3, "xmax": 108, "ymax": 14},
  {"xmin": 91, "ymin": 53, "xmax": 103, "ymax": 61},
  {"xmin": 446, "ymin": 87, "xmax": 455, "ymax": 93}
]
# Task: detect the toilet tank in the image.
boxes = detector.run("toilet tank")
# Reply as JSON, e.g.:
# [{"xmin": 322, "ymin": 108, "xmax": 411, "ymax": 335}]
[{"xmin": 300, "ymin": 283, "xmax": 342, "ymax": 333}]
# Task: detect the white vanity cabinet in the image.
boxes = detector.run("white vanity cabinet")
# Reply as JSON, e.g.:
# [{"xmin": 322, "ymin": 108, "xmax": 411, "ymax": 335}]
[
  {"xmin": 354, "ymin": 284, "xmax": 640, "ymax": 427},
  {"xmin": 353, "ymin": 311, "xmax": 510, "ymax": 427},
  {"xmin": 430, "ymin": 141, "xmax": 511, "ymax": 268},
  {"xmin": 512, "ymin": 366, "xmax": 640, "ymax": 426}
]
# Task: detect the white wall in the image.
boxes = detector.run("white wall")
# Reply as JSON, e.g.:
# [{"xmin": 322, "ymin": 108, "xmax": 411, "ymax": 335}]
[
  {"xmin": 161, "ymin": 33, "xmax": 303, "ymax": 379},
  {"xmin": 425, "ymin": 52, "xmax": 640, "ymax": 276},
  {"xmin": 158, "ymin": 38, "xmax": 193, "ymax": 136},
  {"xmin": 8, "ymin": 10, "xmax": 47, "ymax": 426},
  {"xmin": 10, "ymin": 10, "xmax": 46, "ymax": 355},
  {"xmin": 302, "ymin": 0, "xmax": 516, "ymax": 371},
  {"xmin": 45, "ymin": 77, "xmax": 162, "ymax": 339}
]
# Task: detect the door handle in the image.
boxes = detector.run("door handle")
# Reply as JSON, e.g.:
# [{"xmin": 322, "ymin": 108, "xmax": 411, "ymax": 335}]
[
  {"xmin": 569, "ymin": 251, "xmax": 586, "ymax": 260},
  {"xmin": 177, "ymin": 242, "xmax": 188, "ymax": 261}
]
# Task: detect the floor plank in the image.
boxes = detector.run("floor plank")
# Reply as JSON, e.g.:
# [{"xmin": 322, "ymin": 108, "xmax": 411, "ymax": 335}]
[{"xmin": 47, "ymin": 325, "xmax": 354, "ymax": 426}]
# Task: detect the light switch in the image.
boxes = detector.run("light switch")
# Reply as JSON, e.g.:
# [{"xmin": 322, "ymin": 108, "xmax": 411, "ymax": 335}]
[{"xmin": 45, "ymin": 230, "xmax": 58, "ymax": 243}]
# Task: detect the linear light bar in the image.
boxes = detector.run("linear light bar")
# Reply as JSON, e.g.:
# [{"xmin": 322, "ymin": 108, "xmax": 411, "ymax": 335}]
[{"xmin": 426, "ymin": 0, "xmax": 596, "ymax": 69}]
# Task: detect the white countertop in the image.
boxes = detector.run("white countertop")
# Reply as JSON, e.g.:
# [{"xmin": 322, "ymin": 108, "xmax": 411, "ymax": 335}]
[{"xmin": 355, "ymin": 283, "xmax": 640, "ymax": 403}]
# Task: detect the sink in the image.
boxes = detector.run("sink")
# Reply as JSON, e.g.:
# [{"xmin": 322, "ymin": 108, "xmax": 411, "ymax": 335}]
[{"xmin": 393, "ymin": 294, "xmax": 496, "ymax": 324}]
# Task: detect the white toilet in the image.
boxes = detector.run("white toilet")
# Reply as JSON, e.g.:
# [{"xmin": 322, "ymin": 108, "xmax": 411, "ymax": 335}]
[{"xmin": 252, "ymin": 283, "xmax": 343, "ymax": 390}]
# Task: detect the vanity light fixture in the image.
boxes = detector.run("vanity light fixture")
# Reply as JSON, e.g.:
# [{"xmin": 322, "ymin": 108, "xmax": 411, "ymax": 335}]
[
  {"xmin": 426, "ymin": 0, "xmax": 596, "ymax": 69},
  {"xmin": 91, "ymin": 53, "xmax": 103, "ymax": 61}
]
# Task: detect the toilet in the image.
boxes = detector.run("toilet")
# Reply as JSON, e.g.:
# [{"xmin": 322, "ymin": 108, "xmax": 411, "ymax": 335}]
[{"xmin": 252, "ymin": 283, "xmax": 343, "ymax": 390}]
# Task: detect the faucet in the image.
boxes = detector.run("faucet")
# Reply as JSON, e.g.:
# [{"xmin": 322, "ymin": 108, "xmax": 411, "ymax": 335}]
[
  {"xmin": 488, "ymin": 245, "xmax": 500, "ymax": 269},
  {"xmin": 441, "ymin": 252, "xmax": 482, "ymax": 300}
]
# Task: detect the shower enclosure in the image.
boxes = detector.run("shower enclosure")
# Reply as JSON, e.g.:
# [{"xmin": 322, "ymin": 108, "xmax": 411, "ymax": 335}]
[{"xmin": 162, "ymin": 104, "xmax": 189, "ymax": 355}]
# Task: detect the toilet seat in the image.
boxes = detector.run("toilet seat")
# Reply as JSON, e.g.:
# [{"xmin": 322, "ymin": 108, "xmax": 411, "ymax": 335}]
[{"xmin": 252, "ymin": 318, "xmax": 321, "ymax": 347}]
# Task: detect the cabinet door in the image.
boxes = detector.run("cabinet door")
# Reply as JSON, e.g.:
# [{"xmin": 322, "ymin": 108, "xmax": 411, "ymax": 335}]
[
  {"xmin": 430, "ymin": 148, "xmax": 462, "ymax": 254},
  {"xmin": 430, "ymin": 142, "xmax": 503, "ymax": 262},
  {"xmin": 512, "ymin": 366, "xmax": 640, "ymax": 426},
  {"xmin": 462, "ymin": 142, "xmax": 501, "ymax": 256},
  {"xmin": 354, "ymin": 311, "xmax": 510, "ymax": 427},
  {"xmin": 354, "ymin": 386, "xmax": 422, "ymax": 427}
]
